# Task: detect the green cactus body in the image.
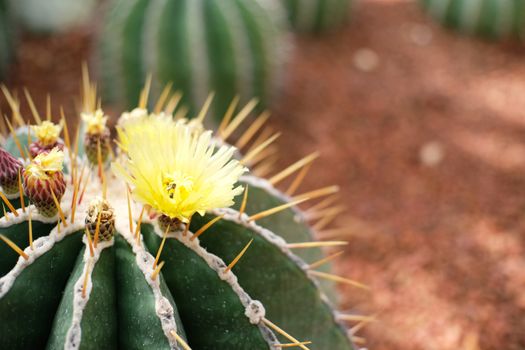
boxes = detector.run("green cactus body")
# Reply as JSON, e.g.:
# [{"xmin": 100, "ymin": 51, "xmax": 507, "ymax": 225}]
[
  {"xmin": 0, "ymin": 89, "xmax": 360, "ymax": 349},
  {"xmin": 99, "ymin": 0, "xmax": 288, "ymax": 120},
  {"xmin": 280, "ymin": 0, "xmax": 352, "ymax": 33},
  {"xmin": 420, "ymin": 0, "xmax": 525, "ymax": 41},
  {"xmin": 0, "ymin": 0, "xmax": 13, "ymax": 80}
]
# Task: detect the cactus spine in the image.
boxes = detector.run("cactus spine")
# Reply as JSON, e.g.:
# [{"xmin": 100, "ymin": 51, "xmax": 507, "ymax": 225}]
[
  {"xmin": 0, "ymin": 80, "xmax": 364, "ymax": 349},
  {"xmin": 280, "ymin": 0, "xmax": 352, "ymax": 33},
  {"xmin": 420, "ymin": 0, "xmax": 525, "ymax": 41},
  {"xmin": 99, "ymin": 0, "xmax": 289, "ymax": 121}
]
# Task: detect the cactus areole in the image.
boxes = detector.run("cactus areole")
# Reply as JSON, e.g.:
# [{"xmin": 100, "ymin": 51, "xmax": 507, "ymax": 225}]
[{"xmin": 0, "ymin": 81, "xmax": 363, "ymax": 349}]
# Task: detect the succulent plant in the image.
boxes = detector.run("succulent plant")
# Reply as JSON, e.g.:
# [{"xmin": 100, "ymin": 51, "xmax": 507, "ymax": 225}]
[
  {"xmin": 0, "ymin": 0, "xmax": 14, "ymax": 80},
  {"xmin": 0, "ymin": 79, "xmax": 369, "ymax": 349},
  {"xmin": 420, "ymin": 0, "xmax": 525, "ymax": 41},
  {"xmin": 9, "ymin": 0, "xmax": 97, "ymax": 34},
  {"xmin": 280, "ymin": 0, "xmax": 352, "ymax": 33},
  {"xmin": 99, "ymin": 0, "xmax": 289, "ymax": 122}
]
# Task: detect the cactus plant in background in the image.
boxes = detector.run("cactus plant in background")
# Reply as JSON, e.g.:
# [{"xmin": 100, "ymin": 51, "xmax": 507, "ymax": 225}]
[
  {"xmin": 280, "ymin": 0, "xmax": 353, "ymax": 33},
  {"xmin": 0, "ymin": 0, "xmax": 14, "ymax": 80},
  {"xmin": 99, "ymin": 0, "xmax": 289, "ymax": 123},
  {"xmin": 0, "ymin": 75, "xmax": 371, "ymax": 349},
  {"xmin": 9, "ymin": 0, "xmax": 97, "ymax": 34},
  {"xmin": 419, "ymin": 0, "xmax": 525, "ymax": 41}
]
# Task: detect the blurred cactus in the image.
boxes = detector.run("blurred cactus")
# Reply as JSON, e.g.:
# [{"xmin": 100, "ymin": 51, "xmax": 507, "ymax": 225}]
[
  {"xmin": 9, "ymin": 0, "xmax": 96, "ymax": 34},
  {"xmin": 420, "ymin": 0, "xmax": 525, "ymax": 41},
  {"xmin": 280, "ymin": 0, "xmax": 353, "ymax": 33},
  {"xmin": 0, "ymin": 77, "xmax": 368, "ymax": 349},
  {"xmin": 0, "ymin": 0, "xmax": 14, "ymax": 79},
  {"xmin": 99, "ymin": 0, "xmax": 289, "ymax": 122}
]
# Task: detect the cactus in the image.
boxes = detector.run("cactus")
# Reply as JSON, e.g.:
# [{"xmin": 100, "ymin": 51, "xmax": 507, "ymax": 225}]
[
  {"xmin": 419, "ymin": 0, "xmax": 525, "ymax": 41},
  {"xmin": 99, "ymin": 0, "xmax": 289, "ymax": 122},
  {"xmin": 280, "ymin": 0, "xmax": 352, "ymax": 33},
  {"xmin": 0, "ymin": 0, "xmax": 14, "ymax": 80},
  {"xmin": 9, "ymin": 0, "xmax": 97, "ymax": 34},
  {"xmin": 0, "ymin": 80, "xmax": 367, "ymax": 349}
]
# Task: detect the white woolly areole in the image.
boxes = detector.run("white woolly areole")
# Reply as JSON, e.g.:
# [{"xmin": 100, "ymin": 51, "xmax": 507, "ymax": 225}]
[
  {"xmin": 245, "ymin": 300, "xmax": 266, "ymax": 325},
  {"xmin": 65, "ymin": 238, "xmax": 113, "ymax": 350}
]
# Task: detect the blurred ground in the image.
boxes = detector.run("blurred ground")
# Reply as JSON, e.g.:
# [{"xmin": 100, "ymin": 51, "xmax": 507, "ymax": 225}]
[{"xmin": 2, "ymin": 0, "xmax": 525, "ymax": 349}]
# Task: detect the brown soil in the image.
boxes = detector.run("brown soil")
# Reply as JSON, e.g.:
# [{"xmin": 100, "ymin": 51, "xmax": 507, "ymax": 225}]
[{"xmin": 2, "ymin": 1, "xmax": 525, "ymax": 349}]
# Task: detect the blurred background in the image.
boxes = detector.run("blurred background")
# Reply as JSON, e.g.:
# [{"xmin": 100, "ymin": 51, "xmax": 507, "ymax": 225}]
[{"xmin": 1, "ymin": 0, "xmax": 524, "ymax": 349}]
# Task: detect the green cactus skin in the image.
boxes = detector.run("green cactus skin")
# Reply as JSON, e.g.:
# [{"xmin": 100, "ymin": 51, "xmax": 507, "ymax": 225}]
[
  {"xmin": 0, "ymin": 0, "xmax": 14, "ymax": 80},
  {"xmin": 420, "ymin": 0, "xmax": 525, "ymax": 41},
  {"xmin": 280, "ymin": 0, "xmax": 352, "ymax": 33},
  {"xmin": 99, "ymin": 0, "xmax": 288, "ymax": 120},
  {"xmin": 0, "ymin": 97, "xmax": 359, "ymax": 349}
]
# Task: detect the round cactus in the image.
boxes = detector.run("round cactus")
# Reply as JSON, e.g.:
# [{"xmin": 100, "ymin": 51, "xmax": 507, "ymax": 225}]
[
  {"xmin": 0, "ymin": 0, "xmax": 14, "ymax": 80},
  {"xmin": 98, "ymin": 0, "xmax": 289, "ymax": 122},
  {"xmin": 420, "ymin": 0, "xmax": 525, "ymax": 41},
  {"xmin": 9, "ymin": 0, "xmax": 97, "ymax": 34},
  {"xmin": 0, "ymin": 81, "xmax": 367, "ymax": 349},
  {"xmin": 280, "ymin": 0, "xmax": 353, "ymax": 33}
]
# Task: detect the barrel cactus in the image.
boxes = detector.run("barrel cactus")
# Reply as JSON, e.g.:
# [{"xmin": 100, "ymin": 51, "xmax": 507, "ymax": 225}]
[
  {"xmin": 99, "ymin": 0, "xmax": 289, "ymax": 122},
  {"xmin": 420, "ymin": 0, "xmax": 525, "ymax": 41},
  {"xmin": 280, "ymin": 0, "xmax": 352, "ymax": 33},
  {"xmin": 0, "ymin": 80, "xmax": 369, "ymax": 349},
  {"xmin": 0, "ymin": 0, "xmax": 14, "ymax": 80},
  {"xmin": 9, "ymin": 0, "xmax": 97, "ymax": 34}
]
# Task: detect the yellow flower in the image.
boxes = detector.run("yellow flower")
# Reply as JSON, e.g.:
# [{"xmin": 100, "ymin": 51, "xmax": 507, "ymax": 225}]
[
  {"xmin": 25, "ymin": 148, "xmax": 64, "ymax": 179},
  {"xmin": 33, "ymin": 121, "xmax": 62, "ymax": 146},
  {"xmin": 81, "ymin": 109, "xmax": 108, "ymax": 135},
  {"xmin": 117, "ymin": 107, "xmax": 148, "ymax": 127},
  {"xmin": 116, "ymin": 111, "xmax": 173, "ymax": 152},
  {"xmin": 113, "ymin": 116, "xmax": 246, "ymax": 222}
]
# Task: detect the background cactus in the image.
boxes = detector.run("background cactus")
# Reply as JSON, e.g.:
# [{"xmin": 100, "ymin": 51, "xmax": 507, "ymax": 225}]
[
  {"xmin": 0, "ymin": 0, "xmax": 14, "ymax": 80},
  {"xmin": 280, "ymin": 0, "xmax": 353, "ymax": 33},
  {"xmin": 98, "ymin": 0, "xmax": 289, "ymax": 122},
  {"xmin": 0, "ymin": 80, "xmax": 367, "ymax": 349},
  {"xmin": 419, "ymin": 0, "xmax": 525, "ymax": 41},
  {"xmin": 8, "ymin": 0, "xmax": 97, "ymax": 34}
]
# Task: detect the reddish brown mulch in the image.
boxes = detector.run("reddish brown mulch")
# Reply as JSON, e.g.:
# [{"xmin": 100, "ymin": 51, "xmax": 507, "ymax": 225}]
[
  {"xmin": 2, "ymin": 1, "xmax": 525, "ymax": 349},
  {"xmin": 270, "ymin": 1, "xmax": 525, "ymax": 349}
]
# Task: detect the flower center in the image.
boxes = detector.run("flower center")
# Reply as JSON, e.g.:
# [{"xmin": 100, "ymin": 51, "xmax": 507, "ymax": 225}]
[{"xmin": 163, "ymin": 171, "xmax": 194, "ymax": 201}]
